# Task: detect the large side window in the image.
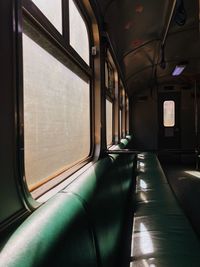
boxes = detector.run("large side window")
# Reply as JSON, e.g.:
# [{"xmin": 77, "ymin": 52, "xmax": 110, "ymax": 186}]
[
  {"xmin": 125, "ymin": 94, "xmax": 129, "ymax": 134},
  {"xmin": 119, "ymin": 83, "xmax": 124, "ymax": 139},
  {"xmin": 105, "ymin": 54, "xmax": 115, "ymax": 146},
  {"xmin": 121, "ymin": 84, "xmax": 126, "ymax": 138},
  {"xmin": 106, "ymin": 100, "xmax": 113, "ymax": 146},
  {"xmin": 21, "ymin": 1, "xmax": 92, "ymax": 194}
]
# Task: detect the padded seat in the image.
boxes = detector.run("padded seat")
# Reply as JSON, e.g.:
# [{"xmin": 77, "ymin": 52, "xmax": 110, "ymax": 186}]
[
  {"xmin": 0, "ymin": 136, "xmax": 135, "ymax": 267},
  {"xmin": 134, "ymin": 214, "xmax": 196, "ymax": 233},
  {"xmin": 136, "ymin": 186, "xmax": 176, "ymax": 203},
  {"xmin": 133, "ymin": 230, "xmax": 200, "ymax": 258},
  {"xmin": 135, "ymin": 200, "xmax": 183, "ymax": 216},
  {"xmin": 0, "ymin": 193, "xmax": 97, "ymax": 267},
  {"xmin": 64, "ymin": 153, "xmax": 135, "ymax": 267},
  {"xmin": 132, "ymin": 153, "xmax": 200, "ymax": 267},
  {"xmin": 131, "ymin": 256, "xmax": 200, "ymax": 267}
]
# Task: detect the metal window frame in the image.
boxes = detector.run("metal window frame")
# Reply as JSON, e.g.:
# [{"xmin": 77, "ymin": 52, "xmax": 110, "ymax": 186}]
[{"xmin": 17, "ymin": 0, "xmax": 95, "ymax": 200}]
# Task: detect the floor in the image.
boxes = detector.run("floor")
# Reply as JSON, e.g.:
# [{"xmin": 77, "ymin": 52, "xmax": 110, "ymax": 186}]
[{"xmin": 160, "ymin": 157, "xmax": 200, "ymax": 238}]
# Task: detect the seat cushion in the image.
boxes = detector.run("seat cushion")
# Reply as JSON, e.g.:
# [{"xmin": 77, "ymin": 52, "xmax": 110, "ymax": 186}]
[{"xmin": 0, "ymin": 193, "xmax": 97, "ymax": 267}]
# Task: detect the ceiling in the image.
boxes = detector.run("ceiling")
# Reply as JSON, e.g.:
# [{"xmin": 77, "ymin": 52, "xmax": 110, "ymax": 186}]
[{"xmin": 95, "ymin": 0, "xmax": 200, "ymax": 96}]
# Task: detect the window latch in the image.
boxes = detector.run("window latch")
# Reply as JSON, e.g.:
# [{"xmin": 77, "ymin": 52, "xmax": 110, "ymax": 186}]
[{"xmin": 91, "ymin": 46, "xmax": 97, "ymax": 56}]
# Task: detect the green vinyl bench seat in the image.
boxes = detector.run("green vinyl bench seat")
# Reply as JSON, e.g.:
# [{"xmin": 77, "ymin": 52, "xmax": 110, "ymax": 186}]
[
  {"xmin": 64, "ymin": 145, "xmax": 135, "ymax": 267},
  {"xmin": 0, "ymin": 137, "xmax": 136, "ymax": 267},
  {"xmin": 3, "ymin": 146, "xmax": 199, "ymax": 267},
  {"xmin": 132, "ymin": 153, "xmax": 200, "ymax": 267},
  {"xmin": 0, "ymin": 192, "xmax": 98, "ymax": 267}
]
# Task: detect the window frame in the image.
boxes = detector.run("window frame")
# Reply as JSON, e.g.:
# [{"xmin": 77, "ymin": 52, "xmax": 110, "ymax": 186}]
[
  {"xmin": 22, "ymin": 0, "xmax": 92, "ymax": 75},
  {"xmin": 119, "ymin": 82, "xmax": 125, "ymax": 139},
  {"xmin": 125, "ymin": 94, "xmax": 129, "ymax": 135},
  {"xmin": 17, "ymin": 0, "xmax": 95, "ymax": 199},
  {"xmin": 105, "ymin": 49, "xmax": 116, "ymax": 147}
]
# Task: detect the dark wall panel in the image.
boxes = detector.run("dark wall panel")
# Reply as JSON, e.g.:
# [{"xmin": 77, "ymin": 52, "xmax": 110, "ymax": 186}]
[
  {"xmin": 0, "ymin": 1, "xmax": 25, "ymax": 224},
  {"xmin": 131, "ymin": 92, "xmax": 157, "ymax": 150}
]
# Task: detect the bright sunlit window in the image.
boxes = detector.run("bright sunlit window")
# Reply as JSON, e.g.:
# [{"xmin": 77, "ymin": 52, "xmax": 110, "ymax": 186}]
[
  {"xmin": 106, "ymin": 100, "xmax": 113, "ymax": 146},
  {"xmin": 32, "ymin": 0, "xmax": 62, "ymax": 32},
  {"xmin": 69, "ymin": 0, "xmax": 89, "ymax": 64},
  {"xmin": 163, "ymin": 101, "xmax": 175, "ymax": 127},
  {"xmin": 23, "ymin": 27, "xmax": 90, "ymax": 191}
]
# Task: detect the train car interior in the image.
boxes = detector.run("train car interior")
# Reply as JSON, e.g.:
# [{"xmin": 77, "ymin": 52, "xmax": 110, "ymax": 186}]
[{"xmin": 1, "ymin": 0, "xmax": 200, "ymax": 266}]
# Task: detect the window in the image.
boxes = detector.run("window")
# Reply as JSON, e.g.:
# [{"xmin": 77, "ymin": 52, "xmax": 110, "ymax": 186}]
[
  {"xmin": 32, "ymin": 0, "xmax": 62, "ymax": 32},
  {"xmin": 122, "ymin": 89, "xmax": 126, "ymax": 138},
  {"xmin": 119, "ymin": 82, "xmax": 125, "ymax": 138},
  {"xmin": 106, "ymin": 100, "xmax": 113, "ymax": 145},
  {"xmin": 125, "ymin": 95, "xmax": 129, "ymax": 134},
  {"xmin": 119, "ymin": 109, "xmax": 122, "ymax": 139},
  {"xmin": 23, "ymin": 31, "xmax": 90, "ymax": 190},
  {"xmin": 22, "ymin": 14, "xmax": 91, "ymax": 192},
  {"xmin": 69, "ymin": 0, "xmax": 89, "ymax": 64},
  {"xmin": 105, "ymin": 60, "xmax": 115, "ymax": 95},
  {"xmin": 105, "ymin": 51, "xmax": 115, "ymax": 146},
  {"xmin": 163, "ymin": 101, "xmax": 175, "ymax": 127}
]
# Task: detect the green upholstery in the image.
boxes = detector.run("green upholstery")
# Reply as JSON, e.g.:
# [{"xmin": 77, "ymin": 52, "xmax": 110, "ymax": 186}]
[
  {"xmin": 64, "ymin": 152, "xmax": 135, "ymax": 267},
  {"xmin": 2, "ymin": 143, "xmax": 199, "ymax": 267},
  {"xmin": 0, "ymin": 193, "xmax": 97, "ymax": 267},
  {"xmin": 133, "ymin": 256, "xmax": 200, "ymax": 267},
  {"xmin": 119, "ymin": 138, "xmax": 129, "ymax": 149},
  {"xmin": 0, "ymin": 137, "xmax": 135, "ymax": 267},
  {"xmin": 132, "ymin": 153, "xmax": 200, "ymax": 266}
]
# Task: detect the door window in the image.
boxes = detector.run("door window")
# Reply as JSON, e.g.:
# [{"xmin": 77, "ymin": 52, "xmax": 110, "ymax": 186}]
[{"xmin": 163, "ymin": 101, "xmax": 175, "ymax": 127}]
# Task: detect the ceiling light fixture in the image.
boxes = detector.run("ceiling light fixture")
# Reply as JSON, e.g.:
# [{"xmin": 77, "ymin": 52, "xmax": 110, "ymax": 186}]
[{"xmin": 172, "ymin": 63, "xmax": 187, "ymax": 76}]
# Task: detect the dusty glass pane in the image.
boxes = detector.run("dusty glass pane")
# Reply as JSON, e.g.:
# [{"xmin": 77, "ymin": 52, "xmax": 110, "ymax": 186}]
[
  {"xmin": 126, "ymin": 97, "xmax": 129, "ymax": 133},
  {"xmin": 105, "ymin": 62, "xmax": 109, "ymax": 88},
  {"xmin": 23, "ymin": 33, "xmax": 90, "ymax": 189},
  {"xmin": 32, "ymin": 0, "xmax": 62, "ymax": 32},
  {"xmin": 163, "ymin": 101, "xmax": 175, "ymax": 127},
  {"xmin": 106, "ymin": 100, "xmax": 113, "ymax": 146},
  {"xmin": 119, "ymin": 109, "xmax": 122, "ymax": 138},
  {"xmin": 69, "ymin": 0, "xmax": 89, "ymax": 64}
]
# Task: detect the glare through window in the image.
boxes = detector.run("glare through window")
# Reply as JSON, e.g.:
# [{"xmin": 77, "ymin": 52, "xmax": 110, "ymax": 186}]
[
  {"xmin": 32, "ymin": 0, "xmax": 62, "ymax": 32},
  {"xmin": 106, "ymin": 100, "xmax": 113, "ymax": 146},
  {"xmin": 163, "ymin": 101, "xmax": 175, "ymax": 127},
  {"xmin": 69, "ymin": 0, "xmax": 90, "ymax": 64},
  {"xmin": 23, "ymin": 28, "xmax": 90, "ymax": 190}
]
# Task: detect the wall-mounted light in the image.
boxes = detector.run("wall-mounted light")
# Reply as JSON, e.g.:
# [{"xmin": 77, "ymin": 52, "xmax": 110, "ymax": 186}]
[{"xmin": 172, "ymin": 63, "xmax": 187, "ymax": 76}]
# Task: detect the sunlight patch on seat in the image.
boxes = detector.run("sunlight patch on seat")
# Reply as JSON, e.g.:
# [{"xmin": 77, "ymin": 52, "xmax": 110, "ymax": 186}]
[
  {"xmin": 139, "ymin": 223, "xmax": 154, "ymax": 255},
  {"xmin": 185, "ymin": 171, "xmax": 200, "ymax": 179}
]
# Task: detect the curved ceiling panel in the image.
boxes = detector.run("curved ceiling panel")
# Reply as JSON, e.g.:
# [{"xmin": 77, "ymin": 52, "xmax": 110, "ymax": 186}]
[
  {"xmin": 102, "ymin": 0, "xmax": 170, "ymax": 56},
  {"xmin": 95, "ymin": 0, "xmax": 200, "ymax": 95},
  {"xmin": 123, "ymin": 41, "xmax": 159, "ymax": 80}
]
